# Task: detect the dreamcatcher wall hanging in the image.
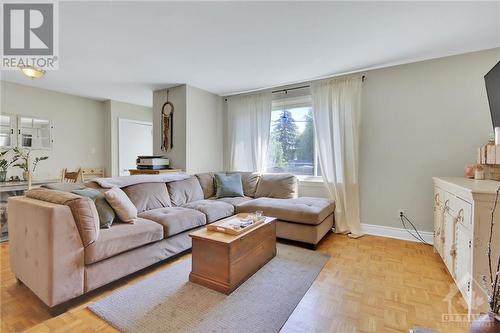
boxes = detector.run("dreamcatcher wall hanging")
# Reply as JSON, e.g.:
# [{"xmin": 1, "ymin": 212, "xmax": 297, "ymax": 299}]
[{"xmin": 161, "ymin": 90, "xmax": 174, "ymax": 152}]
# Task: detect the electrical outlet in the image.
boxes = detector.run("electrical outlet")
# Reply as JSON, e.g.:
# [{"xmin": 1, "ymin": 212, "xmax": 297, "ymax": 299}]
[{"xmin": 398, "ymin": 210, "xmax": 404, "ymax": 217}]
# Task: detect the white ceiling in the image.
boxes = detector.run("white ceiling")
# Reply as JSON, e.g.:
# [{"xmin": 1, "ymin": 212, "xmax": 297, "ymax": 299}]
[{"xmin": 1, "ymin": 1, "xmax": 499, "ymax": 107}]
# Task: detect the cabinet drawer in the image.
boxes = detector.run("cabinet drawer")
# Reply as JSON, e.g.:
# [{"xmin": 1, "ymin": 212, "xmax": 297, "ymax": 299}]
[
  {"xmin": 444, "ymin": 192, "xmax": 472, "ymax": 229},
  {"xmin": 229, "ymin": 221, "xmax": 276, "ymax": 262}
]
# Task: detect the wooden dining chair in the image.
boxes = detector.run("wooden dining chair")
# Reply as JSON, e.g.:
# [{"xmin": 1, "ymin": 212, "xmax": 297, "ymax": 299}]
[{"xmin": 61, "ymin": 168, "xmax": 82, "ymax": 183}]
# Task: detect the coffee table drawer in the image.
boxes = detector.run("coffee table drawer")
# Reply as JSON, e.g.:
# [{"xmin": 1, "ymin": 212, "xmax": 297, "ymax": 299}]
[{"xmin": 230, "ymin": 221, "xmax": 276, "ymax": 261}]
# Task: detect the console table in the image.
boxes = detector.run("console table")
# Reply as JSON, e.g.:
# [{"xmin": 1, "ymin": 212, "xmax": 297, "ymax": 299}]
[
  {"xmin": 128, "ymin": 169, "xmax": 182, "ymax": 175},
  {"xmin": 0, "ymin": 179, "xmax": 59, "ymax": 242},
  {"xmin": 433, "ymin": 177, "xmax": 500, "ymax": 314}
]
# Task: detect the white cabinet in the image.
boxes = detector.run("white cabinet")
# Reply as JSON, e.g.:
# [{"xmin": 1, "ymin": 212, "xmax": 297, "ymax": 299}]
[
  {"xmin": 433, "ymin": 177, "xmax": 499, "ymax": 315},
  {"xmin": 455, "ymin": 221, "xmax": 472, "ymax": 299},
  {"xmin": 433, "ymin": 189, "xmax": 444, "ymax": 257},
  {"xmin": 442, "ymin": 209, "xmax": 457, "ymax": 276},
  {"xmin": 17, "ymin": 116, "xmax": 52, "ymax": 150},
  {"xmin": 0, "ymin": 114, "xmax": 16, "ymax": 148},
  {"xmin": 0, "ymin": 115, "xmax": 52, "ymax": 150}
]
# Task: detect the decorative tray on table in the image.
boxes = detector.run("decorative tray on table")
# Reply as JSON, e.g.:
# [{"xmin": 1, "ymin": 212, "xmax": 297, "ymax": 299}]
[{"xmin": 207, "ymin": 213, "xmax": 266, "ymax": 235}]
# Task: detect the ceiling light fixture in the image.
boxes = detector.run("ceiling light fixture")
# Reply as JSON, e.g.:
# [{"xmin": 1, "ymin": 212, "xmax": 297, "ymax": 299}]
[{"xmin": 19, "ymin": 66, "xmax": 45, "ymax": 79}]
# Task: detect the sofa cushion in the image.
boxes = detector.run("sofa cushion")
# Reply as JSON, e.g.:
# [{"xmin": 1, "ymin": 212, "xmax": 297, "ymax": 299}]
[
  {"xmin": 215, "ymin": 196, "xmax": 253, "ymax": 207},
  {"xmin": 26, "ymin": 188, "xmax": 100, "ymax": 247},
  {"xmin": 104, "ymin": 187, "xmax": 137, "ymax": 223},
  {"xmin": 84, "ymin": 218, "xmax": 163, "ymax": 264},
  {"xmin": 215, "ymin": 173, "xmax": 244, "ymax": 198},
  {"xmin": 138, "ymin": 207, "xmax": 206, "ymax": 237},
  {"xmin": 255, "ymin": 173, "xmax": 298, "ymax": 199},
  {"xmin": 226, "ymin": 172, "xmax": 260, "ymax": 197},
  {"xmin": 182, "ymin": 200, "xmax": 234, "ymax": 223},
  {"xmin": 166, "ymin": 177, "xmax": 204, "ymax": 206},
  {"xmin": 72, "ymin": 188, "xmax": 115, "ymax": 229},
  {"xmin": 195, "ymin": 172, "xmax": 215, "ymax": 199},
  {"xmin": 122, "ymin": 182, "xmax": 171, "ymax": 213},
  {"xmin": 235, "ymin": 197, "xmax": 334, "ymax": 225}
]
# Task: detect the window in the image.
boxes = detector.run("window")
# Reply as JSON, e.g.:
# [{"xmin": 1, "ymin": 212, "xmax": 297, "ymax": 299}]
[{"xmin": 266, "ymin": 96, "xmax": 321, "ymax": 176}]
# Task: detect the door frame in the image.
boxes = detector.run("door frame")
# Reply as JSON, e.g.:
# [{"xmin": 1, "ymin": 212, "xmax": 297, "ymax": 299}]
[{"xmin": 118, "ymin": 118, "xmax": 153, "ymax": 176}]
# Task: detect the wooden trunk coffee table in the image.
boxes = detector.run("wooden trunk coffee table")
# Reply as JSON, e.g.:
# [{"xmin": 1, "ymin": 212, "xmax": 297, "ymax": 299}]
[{"xmin": 189, "ymin": 215, "xmax": 276, "ymax": 294}]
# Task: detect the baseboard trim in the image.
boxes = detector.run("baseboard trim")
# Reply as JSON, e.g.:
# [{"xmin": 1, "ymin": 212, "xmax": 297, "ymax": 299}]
[{"xmin": 361, "ymin": 223, "xmax": 434, "ymax": 245}]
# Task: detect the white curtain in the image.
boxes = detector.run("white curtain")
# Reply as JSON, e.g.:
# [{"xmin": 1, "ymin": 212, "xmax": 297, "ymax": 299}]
[
  {"xmin": 226, "ymin": 92, "xmax": 272, "ymax": 172},
  {"xmin": 311, "ymin": 76, "xmax": 363, "ymax": 236}
]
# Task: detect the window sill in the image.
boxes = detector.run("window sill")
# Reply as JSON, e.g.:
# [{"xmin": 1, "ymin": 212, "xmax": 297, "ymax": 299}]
[{"xmin": 296, "ymin": 175, "xmax": 324, "ymax": 184}]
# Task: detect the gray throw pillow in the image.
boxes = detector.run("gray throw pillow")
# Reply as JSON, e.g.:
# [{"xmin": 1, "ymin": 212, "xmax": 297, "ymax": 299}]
[
  {"xmin": 215, "ymin": 173, "xmax": 244, "ymax": 198},
  {"xmin": 72, "ymin": 188, "xmax": 115, "ymax": 228}
]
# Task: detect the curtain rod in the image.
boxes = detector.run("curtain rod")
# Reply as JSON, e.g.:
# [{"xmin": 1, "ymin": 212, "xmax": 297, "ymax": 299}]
[
  {"xmin": 225, "ymin": 75, "xmax": 365, "ymax": 101},
  {"xmin": 271, "ymin": 85, "xmax": 309, "ymax": 94},
  {"xmin": 272, "ymin": 75, "xmax": 366, "ymax": 94}
]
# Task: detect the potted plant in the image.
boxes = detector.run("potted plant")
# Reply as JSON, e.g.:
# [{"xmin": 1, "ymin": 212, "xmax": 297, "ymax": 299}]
[
  {"xmin": 13, "ymin": 148, "xmax": 48, "ymax": 181},
  {"xmin": 0, "ymin": 149, "xmax": 18, "ymax": 182}
]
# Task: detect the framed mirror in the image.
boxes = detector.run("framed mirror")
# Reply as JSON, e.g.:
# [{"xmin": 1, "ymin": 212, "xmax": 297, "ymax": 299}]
[
  {"xmin": 17, "ymin": 116, "xmax": 52, "ymax": 150},
  {"xmin": 0, "ymin": 114, "xmax": 15, "ymax": 148}
]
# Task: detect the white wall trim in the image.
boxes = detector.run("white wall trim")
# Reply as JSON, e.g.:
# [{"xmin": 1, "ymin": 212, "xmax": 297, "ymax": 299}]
[{"xmin": 361, "ymin": 223, "xmax": 434, "ymax": 245}]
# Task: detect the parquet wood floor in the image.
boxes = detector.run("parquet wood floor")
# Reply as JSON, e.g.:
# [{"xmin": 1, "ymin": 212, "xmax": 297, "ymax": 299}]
[{"xmin": 0, "ymin": 233, "xmax": 469, "ymax": 332}]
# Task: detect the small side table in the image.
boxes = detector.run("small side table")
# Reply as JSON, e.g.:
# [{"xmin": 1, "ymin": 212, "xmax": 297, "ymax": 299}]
[{"xmin": 128, "ymin": 169, "xmax": 183, "ymax": 175}]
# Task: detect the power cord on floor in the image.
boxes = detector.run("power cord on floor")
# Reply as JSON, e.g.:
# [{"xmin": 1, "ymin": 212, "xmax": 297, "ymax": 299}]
[{"xmin": 399, "ymin": 212, "xmax": 431, "ymax": 246}]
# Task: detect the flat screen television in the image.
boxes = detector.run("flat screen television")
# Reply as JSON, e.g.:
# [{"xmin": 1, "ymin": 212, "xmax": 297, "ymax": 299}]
[{"xmin": 485, "ymin": 61, "xmax": 500, "ymax": 129}]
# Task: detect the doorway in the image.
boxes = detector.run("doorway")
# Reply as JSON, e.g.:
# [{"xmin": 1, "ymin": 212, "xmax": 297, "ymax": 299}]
[{"xmin": 118, "ymin": 119, "xmax": 153, "ymax": 176}]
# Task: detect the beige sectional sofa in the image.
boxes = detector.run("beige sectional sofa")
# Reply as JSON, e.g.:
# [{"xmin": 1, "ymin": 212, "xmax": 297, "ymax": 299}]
[{"xmin": 8, "ymin": 172, "xmax": 334, "ymax": 311}]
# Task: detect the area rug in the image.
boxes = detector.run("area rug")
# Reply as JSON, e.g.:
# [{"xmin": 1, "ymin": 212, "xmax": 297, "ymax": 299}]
[{"xmin": 89, "ymin": 244, "xmax": 329, "ymax": 333}]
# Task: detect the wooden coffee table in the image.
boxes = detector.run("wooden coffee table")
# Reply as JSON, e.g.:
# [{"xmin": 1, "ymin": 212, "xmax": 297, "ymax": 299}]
[{"xmin": 189, "ymin": 215, "xmax": 276, "ymax": 294}]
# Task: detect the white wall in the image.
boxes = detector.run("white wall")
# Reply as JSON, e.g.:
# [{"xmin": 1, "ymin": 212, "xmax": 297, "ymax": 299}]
[
  {"xmin": 105, "ymin": 100, "xmax": 152, "ymax": 176},
  {"xmin": 0, "ymin": 81, "xmax": 106, "ymax": 180},
  {"xmin": 359, "ymin": 48, "xmax": 500, "ymax": 231},
  {"xmin": 153, "ymin": 84, "xmax": 223, "ymax": 173},
  {"xmin": 186, "ymin": 85, "xmax": 223, "ymax": 173}
]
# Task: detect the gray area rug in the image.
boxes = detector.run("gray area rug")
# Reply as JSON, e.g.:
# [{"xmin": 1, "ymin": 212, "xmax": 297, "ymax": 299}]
[{"xmin": 89, "ymin": 244, "xmax": 329, "ymax": 333}]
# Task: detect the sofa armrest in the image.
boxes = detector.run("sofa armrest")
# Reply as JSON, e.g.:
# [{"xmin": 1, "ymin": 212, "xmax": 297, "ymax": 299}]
[{"xmin": 8, "ymin": 196, "xmax": 84, "ymax": 307}]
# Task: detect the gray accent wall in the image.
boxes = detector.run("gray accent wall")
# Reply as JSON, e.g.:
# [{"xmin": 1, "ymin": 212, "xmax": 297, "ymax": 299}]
[{"xmin": 359, "ymin": 48, "xmax": 500, "ymax": 231}]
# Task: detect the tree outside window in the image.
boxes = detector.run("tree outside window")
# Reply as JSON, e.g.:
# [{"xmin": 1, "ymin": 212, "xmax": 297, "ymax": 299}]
[{"xmin": 267, "ymin": 105, "xmax": 320, "ymax": 176}]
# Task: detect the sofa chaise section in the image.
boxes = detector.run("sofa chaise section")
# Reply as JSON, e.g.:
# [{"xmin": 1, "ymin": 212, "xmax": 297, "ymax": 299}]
[{"xmin": 235, "ymin": 197, "xmax": 335, "ymax": 246}]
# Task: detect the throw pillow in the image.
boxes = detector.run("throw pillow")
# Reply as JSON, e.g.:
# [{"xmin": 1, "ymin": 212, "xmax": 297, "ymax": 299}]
[
  {"xmin": 214, "ymin": 173, "xmax": 244, "ymax": 198},
  {"xmin": 166, "ymin": 177, "xmax": 204, "ymax": 206},
  {"xmin": 255, "ymin": 173, "xmax": 298, "ymax": 199},
  {"xmin": 72, "ymin": 188, "xmax": 115, "ymax": 228},
  {"xmin": 122, "ymin": 182, "xmax": 171, "ymax": 213},
  {"xmin": 104, "ymin": 187, "xmax": 137, "ymax": 223}
]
